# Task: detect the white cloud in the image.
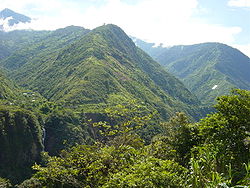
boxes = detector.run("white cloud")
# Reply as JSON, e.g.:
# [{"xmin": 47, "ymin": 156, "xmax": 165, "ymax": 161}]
[
  {"xmin": 228, "ymin": 0, "xmax": 250, "ymax": 7},
  {"xmin": 2, "ymin": 17, "xmax": 66, "ymax": 31},
  {"xmin": 0, "ymin": 17, "xmax": 13, "ymax": 30},
  {"xmin": 0, "ymin": 0, "xmax": 247, "ymax": 51},
  {"xmin": 79, "ymin": 0, "xmax": 242, "ymax": 46}
]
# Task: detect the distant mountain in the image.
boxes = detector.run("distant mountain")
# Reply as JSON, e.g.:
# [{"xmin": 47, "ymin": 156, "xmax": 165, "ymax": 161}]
[
  {"xmin": 0, "ymin": 24, "xmax": 206, "ymax": 120},
  {"xmin": 0, "ymin": 8, "xmax": 31, "ymax": 30},
  {"xmin": 0, "ymin": 30, "xmax": 48, "ymax": 61},
  {"xmin": 135, "ymin": 41, "xmax": 250, "ymax": 104},
  {"xmin": 0, "ymin": 25, "xmax": 89, "ymax": 68},
  {"xmin": 131, "ymin": 37, "xmax": 166, "ymax": 58}
]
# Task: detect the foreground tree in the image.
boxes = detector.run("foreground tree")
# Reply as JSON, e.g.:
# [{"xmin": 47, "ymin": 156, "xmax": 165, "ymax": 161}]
[{"xmin": 190, "ymin": 89, "xmax": 250, "ymax": 186}]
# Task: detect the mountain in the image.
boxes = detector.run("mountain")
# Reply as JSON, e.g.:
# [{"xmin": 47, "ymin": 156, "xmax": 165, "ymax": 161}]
[
  {"xmin": 0, "ymin": 8, "xmax": 31, "ymax": 30},
  {"xmin": 0, "ymin": 25, "xmax": 210, "ymax": 183},
  {"xmin": 0, "ymin": 30, "xmax": 47, "ymax": 62},
  {"xmin": 0, "ymin": 24, "xmax": 205, "ymax": 120},
  {"xmin": 132, "ymin": 37, "xmax": 166, "ymax": 58},
  {"xmin": 135, "ymin": 41, "xmax": 250, "ymax": 104},
  {"xmin": 0, "ymin": 26, "xmax": 89, "ymax": 69},
  {"xmin": 0, "ymin": 25, "xmax": 89, "ymax": 62}
]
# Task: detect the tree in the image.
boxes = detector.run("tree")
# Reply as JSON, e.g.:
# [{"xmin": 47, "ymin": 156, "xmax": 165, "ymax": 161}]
[
  {"xmin": 192, "ymin": 89, "xmax": 250, "ymax": 185},
  {"xmin": 91, "ymin": 100, "xmax": 154, "ymax": 147},
  {"xmin": 103, "ymin": 157, "xmax": 187, "ymax": 188},
  {"xmin": 150, "ymin": 112, "xmax": 199, "ymax": 165},
  {"xmin": 0, "ymin": 177, "xmax": 12, "ymax": 188}
]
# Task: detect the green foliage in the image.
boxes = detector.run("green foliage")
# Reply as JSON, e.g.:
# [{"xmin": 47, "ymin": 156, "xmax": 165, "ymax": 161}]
[
  {"xmin": 92, "ymin": 100, "xmax": 153, "ymax": 144},
  {"xmin": 0, "ymin": 106, "xmax": 43, "ymax": 184},
  {"xmin": 104, "ymin": 157, "xmax": 187, "ymax": 188},
  {"xmin": 32, "ymin": 145, "xmax": 140, "ymax": 187},
  {"xmin": 151, "ymin": 112, "xmax": 199, "ymax": 165},
  {"xmin": 198, "ymin": 89, "xmax": 250, "ymax": 171},
  {"xmin": 1, "ymin": 24, "xmax": 205, "ymax": 120},
  {"xmin": 26, "ymin": 101, "xmax": 188, "ymax": 187},
  {"xmin": 17, "ymin": 177, "xmax": 43, "ymax": 188},
  {"xmin": 9, "ymin": 89, "xmax": 249, "ymax": 187},
  {"xmin": 0, "ymin": 71, "xmax": 25, "ymax": 103},
  {"xmin": 189, "ymin": 89, "xmax": 250, "ymax": 186},
  {"xmin": 0, "ymin": 177, "xmax": 12, "ymax": 188},
  {"xmin": 188, "ymin": 144, "xmax": 232, "ymax": 188},
  {"xmin": 31, "ymin": 144, "xmax": 188, "ymax": 188},
  {"xmin": 149, "ymin": 135, "xmax": 177, "ymax": 160},
  {"xmin": 44, "ymin": 108, "xmax": 94, "ymax": 156}
]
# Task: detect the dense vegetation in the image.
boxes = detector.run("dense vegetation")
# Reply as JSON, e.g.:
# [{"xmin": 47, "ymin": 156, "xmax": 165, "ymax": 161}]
[
  {"xmin": 0, "ymin": 20, "xmax": 249, "ymax": 187},
  {"xmin": 0, "ymin": 24, "xmax": 208, "ymax": 120},
  {"xmin": 135, "ymin": 41, "xmax": 250, "ymax": 105},
  {"xmin": 0, "ymin": 106, "xmax": 43, "ymax": 184},
  {"xmin": 15, "ymin": 89, "xmax": 250, "ymax": 187},
  {"xmin": 0, "ymin": 71, "xmax": 23, "ymax": 103}
]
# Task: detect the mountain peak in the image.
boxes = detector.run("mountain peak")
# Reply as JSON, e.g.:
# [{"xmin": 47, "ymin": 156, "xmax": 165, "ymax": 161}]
[
  {"xmin": 0, "ymin": 8, "xmax": 31, "ymax": 30},
  {"xmin": 90, "ymin": 24, "xmax": 137, "ymax": 57},
  {"xmin": 1, "ymin": 8, "xmax": 16, "ymax": 14}
]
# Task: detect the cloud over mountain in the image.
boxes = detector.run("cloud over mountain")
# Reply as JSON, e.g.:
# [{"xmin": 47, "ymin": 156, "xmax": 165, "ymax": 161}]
[{"xmin": 0, "ymin": 8, "xmax": 31, "ymax": 31}]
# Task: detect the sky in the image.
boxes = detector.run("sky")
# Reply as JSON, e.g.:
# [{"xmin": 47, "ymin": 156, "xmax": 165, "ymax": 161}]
[{"xmin": 0, "ymin": 0, "xmax": 249, "ymax": 56}]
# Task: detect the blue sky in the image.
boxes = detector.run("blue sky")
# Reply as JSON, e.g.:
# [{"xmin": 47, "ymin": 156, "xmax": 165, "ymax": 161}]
[{"xmin": 0, "ymin": 0, "xmax": 249, "ymax": 56}]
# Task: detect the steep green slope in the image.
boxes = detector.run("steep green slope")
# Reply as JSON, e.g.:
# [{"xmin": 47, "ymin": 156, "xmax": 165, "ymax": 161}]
[
  {"xmin": 0, "ymin": 106, "xmax": 43, "ymax": 184},
  {"xmin": 2, "ymin": 24, "xmax": 204, "ymax": 119},
  {"xmin": 137, "ymin": 42, "xmax": 250, "ymax": 104},
  {"xmin": 0, "ymin": 68, "xmax": 47, "ymax": 110},
  {"xmin": 0, "ymin": 69, "xmax": 93, "ymax": 184},
  {"xmin": 0, "ymin": 69, "xmax": 44, "ymax": 184},
  {"xmin": 0, "ymin": 70, "xmax": 24, "ymax": 103}
]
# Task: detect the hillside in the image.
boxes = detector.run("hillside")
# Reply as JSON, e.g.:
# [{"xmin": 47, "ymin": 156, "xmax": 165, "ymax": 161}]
[
  {"xmin": 0, "ymin": 70, "xmax": 24, "ymax": 104},
  {"xmin": 0, "ymin": 24, "xmax": 206, "ymax": 120},
  {"xmin": 136, "ymin": 41, "xmax": 250, "ymax": 104},
  {"xmin": 0, "ymin": 69, "xmax": 92, "ymax": 184}
]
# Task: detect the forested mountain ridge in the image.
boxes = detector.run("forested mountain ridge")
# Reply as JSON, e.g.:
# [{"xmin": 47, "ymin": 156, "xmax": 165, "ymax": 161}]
[
  {"xmin": 135, "ymin": 41, "xmax": 250, "ymax": 104},
  {"xmin": 0, "ymin": 24, "xmax": 205, "ymax": 120},
  {"xmin": 0, "ymin": 26, "xmax": 89, "ymax": 69}
]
